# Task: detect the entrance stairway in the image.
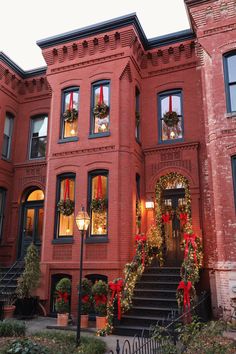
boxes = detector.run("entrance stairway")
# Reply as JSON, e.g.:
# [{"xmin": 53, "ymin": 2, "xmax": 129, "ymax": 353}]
[
  {"xmin": 0, "ymin": 261, "xmax": 25, "ymax": 301},
  {"xmin": 113, "ymin": 263, "xmax": 181, "ymax": 336}
]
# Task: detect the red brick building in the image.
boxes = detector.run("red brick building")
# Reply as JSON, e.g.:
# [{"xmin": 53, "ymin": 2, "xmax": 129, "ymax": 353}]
[{"xmin": 0, "ymin": 0, "xmax": 236, "ymax": 318}]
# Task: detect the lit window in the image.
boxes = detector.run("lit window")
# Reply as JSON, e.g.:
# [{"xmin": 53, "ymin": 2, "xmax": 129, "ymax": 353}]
[
  {"xmin": 91, "ymin": 81, "xmax": 110, "ymax": 135},
  {"xmin": 89, "ymin": 171, "xmax": 108, "ymax": 237},
  {"xmin": 56, "ymin": 175, "xmax": 75, "ymax": 237},
  {"xmin": 0, "ymin": 188, "xmax": 6, "ymax": 241},
  {"xmin": 61, "ymin": 87, "xmax": 79, "ymax": 139},
  {"xmin": 2, "ymin": 113, "xmax": 14, "ymax": 159},
  {"xmin": 224, "ymin": 53, "xmax": 236, "ymax": 113},
  {"xmin": 30, "ymin": 115, "xmax": 48, "ymax": 159},
  {"xmin": 159, "ymin": 91, "xmax": 183, "ymax": 142}
]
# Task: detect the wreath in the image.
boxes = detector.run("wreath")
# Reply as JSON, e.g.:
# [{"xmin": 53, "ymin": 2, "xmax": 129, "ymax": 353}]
[
  {"xmin": 93, "ymin": 103, "xmax": 109, "ymax": 119},
  {"xmin": 91, "ymin": 198, "xmax": 108, "ymax": 213},
  {"xmin": 163, "ymin": 111, "xmax": 179, "ymax": 127},
  {"xmin": 57, "ymin": 199, "xmax": 75, "ymax": 216},
  {"xmin": 63, "ymin": 108, "xmax": 78, "ymax": 123}
]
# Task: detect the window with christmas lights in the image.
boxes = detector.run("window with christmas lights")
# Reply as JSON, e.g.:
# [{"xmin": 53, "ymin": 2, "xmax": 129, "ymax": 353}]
[
  {"xmin": 91, "ymin": 81, "xmax": 110, "ymax": 136},
  {"xmin": 135, "ymin": 87, "xmax": 141, "ymax": 142},
  {"xmin": 61, "ymin": 87, "xmax": 79, "ymax": 139},
  {"xmin": 158, "ymin": 90, "xmax": 183, "ymax": 142},
  {"xmin": 88, "ymin": 171, "xmax": 108, "ymax": 237},
  {"xmin": 224, "ymin": 52, "xmax": 236, "ymax": 113},
  {"xmin": 2, "ymin": 112, "xmax": 14, "ymax": 160},
  {"xmin": 56, "ymin": 174, "xmax": 75, "ymax": 238}
]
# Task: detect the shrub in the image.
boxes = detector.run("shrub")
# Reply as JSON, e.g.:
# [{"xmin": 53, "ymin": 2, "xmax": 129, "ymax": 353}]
[
  {"xmin": 5, "ymin": 338, "xmax": 49, "ymax": 354},
  {"xmin": 0, "ymin": 320, "xmax": 26, "ymax": 337},
  {"xmin": 55, "ymin": 277, "xmax": 71, "ymax": 314},
  {"xmin": 78, "ymin": 336, "xmax": 106, "ymax": 354},
  {"xmin": 92, "ymin": 280, "xmax": 108, "ymax": 317},
  {"xmin": 16, "ymin": 243, "xmax": 41, "ymax": 299},
  {"xmin": 80, "ymin": 278, "xmax": 93, "ymax": 315}
]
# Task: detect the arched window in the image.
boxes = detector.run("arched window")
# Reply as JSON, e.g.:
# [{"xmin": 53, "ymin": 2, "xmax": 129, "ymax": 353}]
[
  {"xmin": 55, "ymin": 173, "xmax": 75, "ymax": 238},
  {"xmin": 158, "ymin": 90, "xmax": 183, "ymax": 143},
  {"xmin": 61, "ymin": 87, "xmax": 79, "ymax": 140},
  {"xmin": 27, "ymin": 189, "xmax": 44, "ymax": 201},
  {"xmin": 224, "ymin": 52, "xmax": 236, "ymax": 113},
  {"xmin": 90, "ymin": 80, "xmax": 110, "ymax": 137},
  {"xmin": 88, "ymin": 170, "xmax": 108, "ymax": 238}
]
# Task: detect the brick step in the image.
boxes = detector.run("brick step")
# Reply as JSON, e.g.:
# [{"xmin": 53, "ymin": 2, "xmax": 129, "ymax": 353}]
[
  {"xmin": 134, "ymin": 288, "xmax": 177, "ymax": 299},
  {"xmin": 144, "ymin": 267, "xmax": 180, "ymax": 275},
  {"xmin": 140, "ymin": 274, "xmax": 181, "ymax": 282},
  {"xmin": 136, "ymin": 281, "xmax": 179, "ymax": 290},
  {"xmin": 118, "ymin": 314, "xmax": 172, "ymax": 327},
  {"xmin": 128, "ymin": 306, "xmax": 177, "ymax": 317},
  {"xmin": 132, "ymin": 297, "xmax": 178, "ymax": 308},
  {"xmin": 112, "ymin": 325, "xmax": 152, "ymax": 337}
]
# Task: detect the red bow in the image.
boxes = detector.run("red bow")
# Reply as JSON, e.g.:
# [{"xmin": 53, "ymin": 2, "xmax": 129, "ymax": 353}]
[
  {"xmin": 162, "ymin": 213, "xmax": 170, "ymax": 223},
  {"xmin": 135, "ymin": 235, "xmax": 147, "ymax": 266},
  {"xmin": 109, "ymin": 279, "xmax": 124, "ymax": 320},
  {"xmin": 177, "ymin": 280, "xmax": 192, "ymax": 311},
  {"xmin": 94, "ymin": 294, "xmax": 107, "ymax": 305},
  {"xmin": 56, "ymin": 291, "xmax": 69, "ymax": 303},
  {"xmin": 82, "ymin": 295, "xmax": 89, "ymax": 303},
  {"xmin": 180, "ymin": 213, "xmax": 188, "ymax": 225},
  {"xmin": 184, "ymin": 233, "xmax": 197, "ymax": 264}
]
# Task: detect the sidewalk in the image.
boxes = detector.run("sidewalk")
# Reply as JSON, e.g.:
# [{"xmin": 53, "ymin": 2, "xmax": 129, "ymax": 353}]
[{"xmin": 24, "ymin": 316, "xmax": 129, "ymax": 353}]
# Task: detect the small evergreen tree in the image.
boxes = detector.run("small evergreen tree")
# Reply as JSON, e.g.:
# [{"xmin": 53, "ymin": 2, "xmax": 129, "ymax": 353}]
[{"xmin": 16, "ymin": 243, "xmax": 41, "ymax": 299}]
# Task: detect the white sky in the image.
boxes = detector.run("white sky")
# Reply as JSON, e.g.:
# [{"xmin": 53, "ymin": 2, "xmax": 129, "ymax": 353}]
[{"xmin": 0, "ymin": 0, "xmax": 190, "ymax": 71}]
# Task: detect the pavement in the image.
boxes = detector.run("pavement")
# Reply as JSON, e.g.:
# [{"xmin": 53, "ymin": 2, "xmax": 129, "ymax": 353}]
[{"xmin": 23, "ymin": 316, "xmax": 130, "ymax": 354}]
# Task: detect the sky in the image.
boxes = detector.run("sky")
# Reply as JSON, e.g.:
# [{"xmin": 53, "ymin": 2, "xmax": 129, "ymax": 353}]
[{"xmin": 0, "ymin": 0, "xmax": 190, "ymax": 71}]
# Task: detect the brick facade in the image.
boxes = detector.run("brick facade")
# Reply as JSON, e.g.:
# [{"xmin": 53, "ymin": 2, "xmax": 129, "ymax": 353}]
[{"xmin": 0, "ymin": 1, "xmax": 236, "ymax": 318}]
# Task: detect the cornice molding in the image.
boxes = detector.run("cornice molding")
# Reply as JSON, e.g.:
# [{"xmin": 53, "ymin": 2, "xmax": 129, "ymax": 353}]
[{"xmin": 144, "ymin": 141, "xmax": 199, "ymax": 155}]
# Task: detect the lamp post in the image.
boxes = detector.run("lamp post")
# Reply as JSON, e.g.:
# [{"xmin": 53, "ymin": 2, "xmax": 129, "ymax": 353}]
[{"xmin": 75, "ymin": 206, "xmax": 90, "ymax": 347}]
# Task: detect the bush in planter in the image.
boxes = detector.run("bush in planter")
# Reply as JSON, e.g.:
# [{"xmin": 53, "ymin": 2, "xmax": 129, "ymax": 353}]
[
  {"xmin": 55, "ymin": 278, "xmax": 71, "ymax": 314},
  {"xmin": 15, "ymin": 243, "xmax": 41, "ymax": 317},
  {"xmin": 92, "ymin": 280, "xmax": 108, "ymax": 317},
  {"xmin": 80, "ymin": 278, "xmax": 93, "ymax": 315}
]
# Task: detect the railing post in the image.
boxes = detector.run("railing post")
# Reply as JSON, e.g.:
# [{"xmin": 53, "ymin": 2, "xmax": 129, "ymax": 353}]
[{"xmin": 116, "ymin": 339, "xmax": 120, "ymax": 354}]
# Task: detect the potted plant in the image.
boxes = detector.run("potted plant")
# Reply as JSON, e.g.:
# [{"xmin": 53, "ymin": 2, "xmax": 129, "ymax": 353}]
[
  {"xmin": 55, "ymin": 277, "xmax": 71, "ymax": 326},
  {"xmin": 3, "ymin": 293, "xmax": 16, "ymax": 319},
  {"xmin": 92, "ymin": 280, "xmax": 108, "ymax": 330},
  {"xmin": 15, "ymin": 243, "xmax": 41, "ymax": 318},
  {"xmin": 79, "ymin": 278, "xmax": 93, "ymax": 328}
]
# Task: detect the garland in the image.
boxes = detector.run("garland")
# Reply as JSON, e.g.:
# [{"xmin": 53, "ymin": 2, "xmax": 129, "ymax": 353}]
[
  {"xmin": 163, "ymin": 111, "xmax": 179, "ymax": 127},
  {"xmin": 63, "ymin": 108, "xmax": 78, "ymax": 123},
  {"xmin": 155, "ymin": 172, "xmax": 203, "ymax": 311}
]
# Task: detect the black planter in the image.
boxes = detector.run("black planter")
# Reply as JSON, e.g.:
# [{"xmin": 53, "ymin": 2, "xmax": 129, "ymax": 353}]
[{"xmin": 15, "ymin": 297, "xmax": 39, "ymax": 319}]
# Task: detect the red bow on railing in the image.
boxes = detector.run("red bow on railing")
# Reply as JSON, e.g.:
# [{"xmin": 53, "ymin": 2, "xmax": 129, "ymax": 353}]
[
  {"xmin": 162, "ymin": 213, "xmax": 170, "ymax": 223},
  {"xmin": 184, "ymin": 233, "xmax": 197, "ymax": 264},
  {"xmin": 109, "ymin": 279, "xmax": 124, "ymax": 320},
  {"xmin": 177, "ymin": 280, "xmax": 192, "ymax": 311},
  {"xmin": 82, "ymin": 294, "xmax": 89, "ymax": 303},
  {"xmin": 56, "ymin": 291, "xmax": 69, "ymax": 303},
  {"xmin": 180, "ymin": 213, "xmax": 188, "ymax": 226},
  {"xmin": 135, "ymin": 235, "xmax": 147, "ymax": 266},
  {"xmin": 94, "ymin": 294, "xmax": 107, "ymax": 305}
]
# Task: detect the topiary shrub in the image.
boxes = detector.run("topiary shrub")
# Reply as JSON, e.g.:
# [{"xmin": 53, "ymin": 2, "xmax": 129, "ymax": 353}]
[
  {"xmin": 80, "ymin": 278, "xmax": 93, "ymax": 315},
  {"xmin": 92, "ymin": 280, "xmax": 108, "ymax": 317},
  {"xmin": 55, "ymin": 278, "xmax": 71, "ymax": 314},
  {"xmin": 0, "ymin": 319, "xmax": 26, "ymax": 337},
  {"xmin": 5, "ymin": 338, "xmax": 50, "ymax": 354}
]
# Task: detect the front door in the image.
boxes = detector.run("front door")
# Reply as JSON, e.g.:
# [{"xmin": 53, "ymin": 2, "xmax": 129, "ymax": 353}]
[
  {"xmin": 162, "ymin": 188, "xmax": 185, "ymax": 266},
  {"xmin": 20, "ymin": 204, "xmax": 44, "ymax": 258}
]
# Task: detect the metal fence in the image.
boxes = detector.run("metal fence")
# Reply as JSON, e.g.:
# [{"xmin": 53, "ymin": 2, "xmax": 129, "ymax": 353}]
[{"xmin": 108, "ymin": 292, "xmax": 210, "ymax": 354}]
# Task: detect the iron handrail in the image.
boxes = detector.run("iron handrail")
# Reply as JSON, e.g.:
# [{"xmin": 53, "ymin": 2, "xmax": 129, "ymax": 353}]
[{"xmin": 0, "ymin": 261, "xmax": 24, "ymax": 296}]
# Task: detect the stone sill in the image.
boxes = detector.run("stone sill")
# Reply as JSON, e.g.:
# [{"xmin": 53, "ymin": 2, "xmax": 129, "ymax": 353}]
[{"xmin": 226, "ymin": 112, "xmax": 236, "ymax": 119}]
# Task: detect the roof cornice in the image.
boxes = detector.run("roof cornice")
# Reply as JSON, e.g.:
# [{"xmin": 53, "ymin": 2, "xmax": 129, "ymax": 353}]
[
  {"xmin": 184, "ymin": 0, "xmax": 215, "ymax": 6},
  {"xmin": 37, "ymin": 13, "xmax": 195, "ymax": 51},
  {"xmin": 0, "ymin": 52, "xmax": 46, "ymax": 79}
]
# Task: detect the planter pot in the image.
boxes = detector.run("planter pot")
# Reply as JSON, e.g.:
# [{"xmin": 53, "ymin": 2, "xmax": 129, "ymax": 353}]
[
  {"xmin": 96, "ymin": 316, "xmax": 107, "ymax": 330},
  {"xmin": 81, "ymin": 314, "xmax": 89, "ymax": 329},
  {"xmin": 57, "ymin": 313, "xmax": 69, "ymax": 326},
  {"xmin": 3, "ymin": 305, "xmax": 16, "ymax": 319}
]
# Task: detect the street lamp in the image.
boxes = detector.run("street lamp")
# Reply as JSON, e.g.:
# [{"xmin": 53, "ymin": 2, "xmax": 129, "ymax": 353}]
[{"xmin": 75, "ymin": 206, "xmax": 90, "ymax": 347}]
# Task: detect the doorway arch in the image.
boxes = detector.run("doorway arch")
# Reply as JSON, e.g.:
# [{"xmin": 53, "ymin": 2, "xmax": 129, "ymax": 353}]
[{"xmin": 18, "ymin": 187, "xmax": 44, "ymax": 259}]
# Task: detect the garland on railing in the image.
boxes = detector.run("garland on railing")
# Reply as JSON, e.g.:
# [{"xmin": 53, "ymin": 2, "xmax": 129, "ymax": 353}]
[{"xmin": 155, "ymin": 172, "xmax": 203, "ymax": 311}]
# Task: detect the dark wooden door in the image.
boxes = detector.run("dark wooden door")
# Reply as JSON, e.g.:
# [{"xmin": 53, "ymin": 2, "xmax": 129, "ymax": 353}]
[{"xmin": 162, "ymin": 188, "xmax": 185, "ymax": 266}]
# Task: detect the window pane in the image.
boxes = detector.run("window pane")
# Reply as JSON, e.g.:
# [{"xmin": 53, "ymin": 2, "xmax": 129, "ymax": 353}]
[
  {"xmin": 63, "ymin": 90, "xmax": 79, "ymax": 139},
  {"xmin": 93, "ymin": 84, "xmax": 110, "ymax": 134},
  {"xmin": 2, "ymin": 135, "xmax": 9, "ymax": 158},
  {"xmin": 228, "ymin": 55, "xmax": 236, "ymax": 83},
  {"xmin": 58, "ymin": 178, "xmax": 75, "ymax": 237},
  {"xmin": 64, "ymin": 119, "xmax": 78, "ymax": 138},
  {"xmin": 27, "ymin": 190, "xmax": 44, "ymax": 201},
  {"xmin": 25, "ymin": 209, "xmax": 35, "ymax": 240},
  {"xmin": 64, "ymin": 91, "xmax": 79, "ymax": 111},
  {"xmin": 230, "ymin": 84, "xmax": 236, "ymax": 111},
  {"xmin": 32, "ymin": 117, "xmax": 48, "ymax": 137},
  {"xmin": 90, "ymin": 175, "xmax": 108, "ymax": 236},
  {"xmin": 30, "ymin": 137, "xmax": 47, "ymax": 158},
  {"xmin": 160, "ymin": 94, "xmax": 183, "ymax": 141},
  {"xmin": 4, "ymin": 117, "xmax": 11, "ymax": 136}
]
